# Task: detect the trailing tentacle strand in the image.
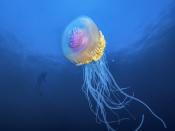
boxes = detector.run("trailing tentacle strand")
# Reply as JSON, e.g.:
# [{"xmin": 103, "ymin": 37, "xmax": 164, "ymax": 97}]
[{"xmin": 82, "ymin": 55, "xmax": 167, "ymax": 131}]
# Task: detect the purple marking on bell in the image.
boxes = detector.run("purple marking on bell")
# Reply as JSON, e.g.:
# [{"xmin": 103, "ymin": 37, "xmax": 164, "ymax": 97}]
[{"xmin": 70, "ymin": 29, "xmax": 89, "ymax": 49}]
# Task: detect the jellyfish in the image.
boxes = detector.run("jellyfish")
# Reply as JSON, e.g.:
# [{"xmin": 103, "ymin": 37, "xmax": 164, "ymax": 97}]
[{"xmin": 62, "ymin": 16, "xmax": 167, "ymax": 131}]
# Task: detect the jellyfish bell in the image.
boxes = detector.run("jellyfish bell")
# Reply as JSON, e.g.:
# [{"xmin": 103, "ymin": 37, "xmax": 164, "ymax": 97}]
[
  {"xmin": 62, "ymin": 16, "xmax": 105, "ymax": 65},
  {"xmin": 62, "ymin": 16, "xmax": 167, "ymax": 131}
]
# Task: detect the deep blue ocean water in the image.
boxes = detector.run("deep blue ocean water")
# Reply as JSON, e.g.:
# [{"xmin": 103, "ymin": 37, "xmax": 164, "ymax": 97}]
[{"xmin": 0, "ymin": 0, "xmax": 175, "ymax": 131}]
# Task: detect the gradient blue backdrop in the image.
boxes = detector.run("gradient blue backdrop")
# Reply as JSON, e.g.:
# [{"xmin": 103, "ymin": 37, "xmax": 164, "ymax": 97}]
[{"xmin": 0, "ymin": 0, "xmax": 174, "ymax": 131}]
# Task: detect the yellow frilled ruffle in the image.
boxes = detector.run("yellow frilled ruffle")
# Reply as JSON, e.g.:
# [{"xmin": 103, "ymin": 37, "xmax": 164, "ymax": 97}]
[{"xmin": 77, "ymin": 30, "xmax": 106, "ymax": 65}]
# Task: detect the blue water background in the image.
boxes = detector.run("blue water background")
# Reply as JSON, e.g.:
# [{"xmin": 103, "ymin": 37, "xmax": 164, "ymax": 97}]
[{"xmin": 0, "ymin": 0, "xmax": 175, "ymax": 130}]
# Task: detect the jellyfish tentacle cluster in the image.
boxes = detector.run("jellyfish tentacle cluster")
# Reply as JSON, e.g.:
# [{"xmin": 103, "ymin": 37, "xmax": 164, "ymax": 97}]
[
  {"xmin": 62, "ymin": 16, "xmax": 167, "ymax": 131},
  {"xmin": 82, "ymin": 55, "xmax": 131, "ymax": 131}
]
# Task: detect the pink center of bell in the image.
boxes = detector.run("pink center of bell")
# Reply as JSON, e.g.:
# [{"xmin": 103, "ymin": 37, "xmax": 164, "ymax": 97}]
[{"xmin": 70, "ymin": 30, "xmax": 88, "ymax": 48}]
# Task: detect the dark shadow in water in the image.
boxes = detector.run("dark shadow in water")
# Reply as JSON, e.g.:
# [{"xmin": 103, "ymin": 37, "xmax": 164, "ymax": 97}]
[{"xmin": 35, "ymin": 72, "xmax": 48, "ymax": 96}]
